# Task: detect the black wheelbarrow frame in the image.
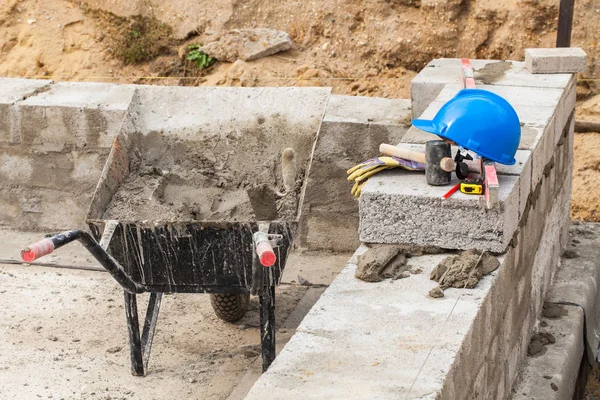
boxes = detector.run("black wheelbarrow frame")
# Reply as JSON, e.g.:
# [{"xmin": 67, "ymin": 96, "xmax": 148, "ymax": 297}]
[{"xmin": 23, "ymin": 220, "xmax": 294, "ymax": 376}]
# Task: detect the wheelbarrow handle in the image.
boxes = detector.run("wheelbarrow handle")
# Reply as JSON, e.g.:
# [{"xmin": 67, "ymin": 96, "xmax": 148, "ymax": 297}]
[
  {"xmin": 21, "ymin": 230, "xmax": 144, "ymax": 294},
  {"xmin": 21, "ymin": 230, "xmax": 83, "ymax": 262},
  {"xmin": 253, "ymin": 231, "xmax": 277, "ymax": 267}
]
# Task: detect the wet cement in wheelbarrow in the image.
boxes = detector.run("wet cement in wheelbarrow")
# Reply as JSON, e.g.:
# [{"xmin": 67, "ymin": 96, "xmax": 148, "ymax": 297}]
[{"xmin": 103, "ymin": 131, "xmax": 307, "ymax": 222}]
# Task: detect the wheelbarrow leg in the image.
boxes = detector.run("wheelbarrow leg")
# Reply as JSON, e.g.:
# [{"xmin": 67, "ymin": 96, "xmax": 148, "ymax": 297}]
[
  {"xmin": 124, "ymin": 292, "xmax": 144, "ymax": 376},
  {"xmin": 123, "ymin": 291, "xmax": 163, "ymax": 376},
  {"xmin": 259, "ymin": 279, "xmax": 276, "ymax": 372}
]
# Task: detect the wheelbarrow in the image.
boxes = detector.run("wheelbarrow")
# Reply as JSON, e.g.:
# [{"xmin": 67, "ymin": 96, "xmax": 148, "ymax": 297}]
[{"xmin": 20, "ymin": 88, "xmax": 324, "ymax": 375}]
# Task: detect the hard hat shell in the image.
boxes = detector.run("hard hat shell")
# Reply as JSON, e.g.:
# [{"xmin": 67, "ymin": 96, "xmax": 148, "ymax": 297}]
[{"xmin": 412, "ymin": 89, "xmax": 521, "ymax": 165}]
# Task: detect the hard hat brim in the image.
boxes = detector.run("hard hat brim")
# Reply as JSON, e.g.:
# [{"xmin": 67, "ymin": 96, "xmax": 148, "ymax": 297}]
[
  {"xmin": 412, "ymin": 118, "xmax": 517, "ymax": 165},
  {"xmin": 412, "ymin": 119, "xmax": 445, "ymax": 136}
]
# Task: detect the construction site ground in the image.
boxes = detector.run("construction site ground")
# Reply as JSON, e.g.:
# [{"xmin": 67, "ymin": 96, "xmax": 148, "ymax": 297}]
[
  {"xmin": 0, "ymin": 229, "xmax": 351, "ymax": 399},
  {"xmin": 1, "ymin": 0, "xmax": 600, "ymax": 398}
]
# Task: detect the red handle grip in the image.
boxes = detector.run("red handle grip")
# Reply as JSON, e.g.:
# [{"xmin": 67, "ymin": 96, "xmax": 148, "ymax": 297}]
[
  {"xmin": 256, "ymin": 241, "xmax": 276, "ymax": 267},
  {"xmin": 21, "ymin": 238, "xmax": 55, "ymax": 262}
]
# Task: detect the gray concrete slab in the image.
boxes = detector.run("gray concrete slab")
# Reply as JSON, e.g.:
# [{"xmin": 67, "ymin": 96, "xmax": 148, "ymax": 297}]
[
  {"xmin": 511, "ymin": 305, "xmax": 585, "ymax": 400},
  {"xmin": 323, "ymin": 94, "xmax": 411, "ymax": 125},
  {"xmin": 16, "ymin": 82, "xmax": 135, "ymax": 151},
  {"xmin": 246, "ymin": 247, "xmax": 497, "ymax": 400},
  {"xmin": 0, "ymin": 77, "xmax": 52, "ymax": 104},
  {"xmin": 133, "ymin": 86, "xmax": 331, "ymax": 137},
  {"xmin": 0, "ymin": 78, "xmax": 53, "ymax": 144}
]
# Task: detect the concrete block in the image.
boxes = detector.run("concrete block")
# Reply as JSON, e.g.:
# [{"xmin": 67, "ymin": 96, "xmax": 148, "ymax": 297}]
[
  {"xmin": 323, "ymin": 95, "xmax": 411, "ymax": 125},
  {"xmin": 519, "ymin": 125, "xmax": 544, "ymax": 151},
  {"xmin": 17, "ymin": 82, "xmax": 135, "ymax": 150},
  {"xmin": 0, "ymin": 78, "xmax": 53, "ymax": 104},
  {"xmin": 518, "ymin": 154, "xmax": 533, "ymax": 219},
  {"xmin": 410, "ymin": 59, "xmax": 499, "ymax": 118},
  {"xmin": 555, "ymin": 76, "xmax": 576, "ymax": 145},
  {"xmin": 525, "ymin": 47, "xmax": 587, "ymax": 74},
  {"xmin": 359, "ymin": 170, "xmax": 520, "ymax": 252},
  {"xmin": 436, "ymin": 83, "xmax": 564, "ymax": 110},
  {"xmin": 0, "ymin": 78, "xmax": 52, "ymax": 144},
  {"xmin": 531, "ymin": 116, "xmax": 555, "ymax": 191}
]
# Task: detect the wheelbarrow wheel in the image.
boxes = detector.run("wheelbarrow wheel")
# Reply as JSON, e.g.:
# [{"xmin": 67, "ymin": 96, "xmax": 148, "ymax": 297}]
[{"xmin": 210, "ymin": 293, "xmax": 250, "ymax": 322}]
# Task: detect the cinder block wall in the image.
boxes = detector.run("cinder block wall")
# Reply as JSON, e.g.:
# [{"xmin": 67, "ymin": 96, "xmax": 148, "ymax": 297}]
[
  {"xmin": 360, "ymin": 54, "xmax": 580, "ymax": 398},
  {"xmin": 0, "ymin": 80, "xmax": 411, "ymax": 255},
  {"xmin": 0, "ymin": 79, "xmax": 134, "ymax": 231},
  {"xmin": 297, "ymin": 95, "xmax": 411, "ymax": 252}
]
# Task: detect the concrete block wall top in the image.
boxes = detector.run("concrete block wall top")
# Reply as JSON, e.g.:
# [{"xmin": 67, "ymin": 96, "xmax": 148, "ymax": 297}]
[
  {"xmin": 323, "ymin": 94, "xmax": 411, "ymax": 125},
  {"xmin": 525, "ymin": 47, "xmax": 588, "ymax": 74},
  {"xmin": 245, "ymin": 247, "xmax": 498, "ymax": 400},
  {"xmin": 134, "ymin": 86, "xmax": 331, "ymax": 136},
  {"xmin": 410, "ymin": 58, "xmax": 572, "ymax": 119},
  {"xmin": 19, "ymin": 81, "xmax": 135, "ymax": 110},
  {"xmin": 359, "ymin": 170, "xmax": 520, "ymax": 252},
  {"xmin": 0, "ymin": 77, "xmax": 52, "ymax": 104}
]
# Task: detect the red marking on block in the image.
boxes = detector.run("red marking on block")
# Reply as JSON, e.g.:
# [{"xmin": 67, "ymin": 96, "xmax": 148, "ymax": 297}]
[
  {"xmin": 21, "ymin": 238, "xmax": 54, "ymax": 262},
  {"xmin": 461, "ymin": 58, "xmax": 476, "ymax": 89},
  {"xmin": 484, "ymin": 165, "xmax": 499, "ymax": 186}
]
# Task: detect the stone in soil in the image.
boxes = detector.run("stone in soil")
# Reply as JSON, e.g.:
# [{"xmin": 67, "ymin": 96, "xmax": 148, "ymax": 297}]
[{"xmin": 201, "ymin": 29, "xmax": 293, "ymax": 62}]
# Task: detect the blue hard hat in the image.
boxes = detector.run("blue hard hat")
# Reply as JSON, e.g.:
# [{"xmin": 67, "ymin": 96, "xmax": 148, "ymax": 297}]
[{"xmin": 412, "ymin": 89, "xmax": 521, "ymax": 165}]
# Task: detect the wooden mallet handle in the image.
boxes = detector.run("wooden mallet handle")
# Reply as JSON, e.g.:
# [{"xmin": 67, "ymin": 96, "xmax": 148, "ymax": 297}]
[{"xmin": 379, "ymin": 143, "xmax": 426, "ymax": 164}]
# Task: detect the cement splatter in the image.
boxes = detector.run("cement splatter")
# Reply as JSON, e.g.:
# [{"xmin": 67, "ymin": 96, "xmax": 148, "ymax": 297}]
[
  {"xmin": 428, "ymin": 249, "xmax": 499, "ymax": 297},
  {"xmin": 527, "ymin": 332, "xmax": 556, "ymax": 357},
  {"xmin": 474, "ymin": 61, "xmax": 511, "ymax": 85},
  {"xmin": 355, "ymin": 243, "xmax": 443, "ymax": 283}
]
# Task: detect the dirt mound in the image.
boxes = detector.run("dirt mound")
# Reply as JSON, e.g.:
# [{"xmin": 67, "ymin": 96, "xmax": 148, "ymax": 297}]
[{"xmin": 1, "ymin": 0, "xmax": 598, "ymax": 97}]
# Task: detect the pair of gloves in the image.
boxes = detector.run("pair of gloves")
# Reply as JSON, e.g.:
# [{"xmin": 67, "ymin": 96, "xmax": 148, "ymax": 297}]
[{"xmin": 347, "ymin": 156, "xmax": 425, "ymax": 197}]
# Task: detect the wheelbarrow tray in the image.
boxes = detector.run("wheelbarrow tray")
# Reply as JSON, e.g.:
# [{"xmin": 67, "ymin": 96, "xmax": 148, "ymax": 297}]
[
  {"xmin": 85, "ymin": 87, "xmax": 329, "ymax": 294},
  {"xmin": 87, "ymin": 220, "xmax": 294, "ymax": 293}
]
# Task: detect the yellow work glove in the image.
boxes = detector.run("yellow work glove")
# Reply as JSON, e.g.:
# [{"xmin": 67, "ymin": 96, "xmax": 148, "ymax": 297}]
[{"xmin": 347, "ymin": 156, "xmax": 425, "ymax": 197}]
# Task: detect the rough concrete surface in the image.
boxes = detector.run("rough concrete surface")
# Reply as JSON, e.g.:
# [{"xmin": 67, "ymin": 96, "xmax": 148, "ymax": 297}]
[
  {"xmin": 410, "ymin": 58, "xmax": 572, "ymax": 119},
  {"xmin": 358, "ymin": 170, "xmax": 520, "ymax": 252},
  {"xmin": 246, "ymin": 246, "xmax": 496, "ymax": 399},
  {"xmin": 512, "ymin": 305, "xmax": 584, "ymax": 400},
  {"xmin": 546, "ymin": 222, "xmax": 600, "ymax": 364}
]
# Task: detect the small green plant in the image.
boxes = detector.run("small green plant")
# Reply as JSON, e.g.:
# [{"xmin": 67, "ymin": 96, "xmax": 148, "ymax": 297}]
[{"xmin": 186, "ymin": 44, "xmax": 216, "ymax": 69}]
